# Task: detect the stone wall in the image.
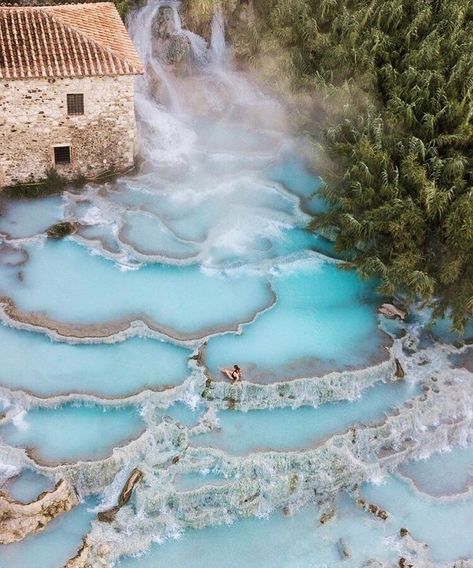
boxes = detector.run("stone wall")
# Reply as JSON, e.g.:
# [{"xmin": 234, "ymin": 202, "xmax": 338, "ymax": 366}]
[{"xmin": 0, "ymin": 75, "xmax": 137, "ymax": 187}]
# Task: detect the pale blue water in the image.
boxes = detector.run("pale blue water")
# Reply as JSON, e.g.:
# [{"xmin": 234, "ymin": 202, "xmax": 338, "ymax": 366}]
[
  {"xmin": 266, "ymin": 155, "xmax": 326, "ymax": 215},
  {"xmin": 0, "ymin": 324, "xmax": 190, "ymax": 397},
  {"xmin": 76, "ymin": 223, "xmax": 123, "ymax": 254},
  {"xmin": 206, "ymin": 263, "xmax": 384, "ymax": 381},
  {"xmin": 0, "ymin": 196, "xmax": 64, "ymax": 239},
  {"xmin": 0, "ymin": 3, "xmax": 470, "ymax": 565},
  {"xmin": 430, "ymin": 317, "xmax": 473, "ymax": 343},
  {"xmin": 118, "ymin": 495, "xmax": 397, "ymax": 568},
  {"xmin": 2, "ymin": 468, "xmax": 53, "ymax": 503},
  {"xmin": 0, "ymin": 239, "xmax": 273, "ymax": 338},
  {"xmin": 0, "ymin": 404, "xmax": 144, "ymax": 464},
  {"xmin": 121, "ymin": 211, "xmax": 199, "ymax": 259},
  {"xmin": 407, "ymin": 308, "xmax": 473, "ymax": 345},
  {"xmin": 194, "ymin": 381, "xmax": 418, "ymax": 454},
  {"xmin": 175, "ymin": 471, "xmax": 227, "ymax": 491},
  {"xmin": 0, "ymin": 499, "xmax": 97, "ymax": 568},
  {"xmin": 156, "ymin": 402, "xmax": 204, "ymax": 427},
  {"xmin": 110, "ymin": 173, "xmax": 303, "ymax": 265},
  {"xmin": 399, "ymin": 446, "xmax": 473, "ymax": 497},
  {"xmin": 363, "ymin": 476, "xmax": 473, "ymax": 563},
  {"xmin": 271, "ymin": 229, "xmax": 345, "ymax": 260}
]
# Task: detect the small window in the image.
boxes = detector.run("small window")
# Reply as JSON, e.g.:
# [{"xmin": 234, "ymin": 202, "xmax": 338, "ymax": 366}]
[
  {"xmin": 54, "ymin": 145, "xmax": 71, "ymax": 165},
  {"xmin": 67, "ymin": 93, "xmax": 84, "ymax": 115}
]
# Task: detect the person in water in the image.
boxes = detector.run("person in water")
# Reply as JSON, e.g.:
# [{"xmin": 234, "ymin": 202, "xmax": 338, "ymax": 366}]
[
  {"xmin": 221, "ymin": 364, "xmax": 242, "ymax": 382},
  {"xmin": 231, "ymin": 365, "xmax": 241, "ymax": 382}
]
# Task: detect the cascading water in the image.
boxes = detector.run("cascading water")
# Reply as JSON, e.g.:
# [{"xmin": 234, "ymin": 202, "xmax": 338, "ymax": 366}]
[
  {"xmin": 0, "ymin": 1, "xmax": 472, "ymax": 567},
  {"xmin": 210, "ymin": 6, "xmax": 227, "ymax": 64}
]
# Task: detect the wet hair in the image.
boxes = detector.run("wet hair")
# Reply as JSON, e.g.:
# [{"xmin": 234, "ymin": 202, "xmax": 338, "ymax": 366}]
[{"xmin": 234, "ymin": 365, "xmax": 240, "ymax": 371}]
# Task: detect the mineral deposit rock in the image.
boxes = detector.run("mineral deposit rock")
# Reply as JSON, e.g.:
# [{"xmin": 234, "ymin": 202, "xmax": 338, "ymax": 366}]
[{"xmin": 0, "ymin": 478, "xmax": 78, "ymax": 545}]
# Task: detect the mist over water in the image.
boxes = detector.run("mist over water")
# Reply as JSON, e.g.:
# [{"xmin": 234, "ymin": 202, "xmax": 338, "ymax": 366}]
[{"xmin": 0, "ymin": 2, "xmax": 472, "ymax": 567}]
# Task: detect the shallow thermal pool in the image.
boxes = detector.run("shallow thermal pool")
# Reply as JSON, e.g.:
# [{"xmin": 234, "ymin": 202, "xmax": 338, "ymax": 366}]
[
  {"xmin": 0, "ymin": 239, "xmax": 275, "ymax": 340},
  {"xmin": 205, "ymin": 261, "xmax": 387, "ymax": 381},
  {"xmin": 362, "ymin": 476, "xmax": 473, "ymax": 563},
  {"xmin": 399, "ymin": 445, "xmax": 473, "ymax": 497},
  {"xmin": 0, "ymin": 196, "xmax": 64, "ymax": 239},
  {"xmin": 193, "ymin": 381, "xmax": 418, "ymax": 454},
  {"xmin": 117, "ymin": 495, "xmax": 399, "ymax": 568},
  {"xmin": 0, "ymin": 404, "xmax": 144, "ymax": 464},
  {"xmin": 1, "ymin": 468, "xmax": 54, "ymax": 503},
  {"xmin": 0, "ymin": 1, "xmax": 471, "ymax": 566},
  {"xmin": 0, "ymin": 323, "xmax": 191, "ymax": 397}
]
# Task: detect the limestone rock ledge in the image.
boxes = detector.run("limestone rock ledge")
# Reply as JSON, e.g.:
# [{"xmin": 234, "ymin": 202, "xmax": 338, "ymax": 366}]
[
  {"xmin": 63, "ymin": 538, "xmax": 109, "ymax": 568},
  {"xmin": 97, "ymin": 468, "xmax": 143, "ymax": 523},
  {"xmin": 0, "ymin": 478, "xmax": 78, "ymax": 544},
  {"xmin": 64, "ymin": 469, "xmax": 144, "ymax": 568}
]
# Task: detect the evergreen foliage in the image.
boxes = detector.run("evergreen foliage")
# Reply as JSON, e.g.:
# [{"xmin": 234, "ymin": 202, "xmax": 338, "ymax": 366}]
[{"xmin": 240, "ymin": 0, "xmax": 473, "ymax": 332}]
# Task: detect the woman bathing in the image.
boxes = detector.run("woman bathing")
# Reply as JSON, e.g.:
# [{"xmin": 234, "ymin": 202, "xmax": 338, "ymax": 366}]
[{"xmin": 221, "ymin": 364, "xmax": 242, "ymax": 383}]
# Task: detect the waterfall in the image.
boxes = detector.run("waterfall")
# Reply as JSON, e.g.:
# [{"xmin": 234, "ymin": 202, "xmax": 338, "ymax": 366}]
[
  {"xmin": 127, "ymin": 0, "xmax": 182, "ymax": 111},
  {"xmin": 126, "ymin": 0, "xmax": 201, "ymax": 164},
  {"xmin": 210, "ymin": 5, "xmax": 227, "ymax": 64},
  {"xmin": 124, "ymin": 0, "xmax": 239, "ymax": 167},
  {"xmin": 167, "ymin": 2, "xmax": 210, "ymax": 65}
]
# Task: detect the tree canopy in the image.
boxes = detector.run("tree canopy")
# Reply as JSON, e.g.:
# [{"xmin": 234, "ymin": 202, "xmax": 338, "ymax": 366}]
[{"xmin": 235, "ymin": 0, "xmax": 473, "ymax": 332}]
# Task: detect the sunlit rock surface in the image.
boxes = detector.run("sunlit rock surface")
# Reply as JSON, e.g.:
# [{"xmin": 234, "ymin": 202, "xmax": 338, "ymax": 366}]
[
  {"xmin": 0, "ymin": 1, "xmax": 471, "ymax": 566},
  {"xmin": 0, "ymin": 499, "xmax": 97, "ymax": 568},
  {"xmin": 0, "ymin": 478, "xmax": 78, "ymax": 544}
]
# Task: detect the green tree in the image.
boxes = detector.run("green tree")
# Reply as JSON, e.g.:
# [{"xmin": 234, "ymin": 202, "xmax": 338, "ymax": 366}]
[{"xmin": 238, "ymin": 0, "xmax": 473, "ymax": 332}]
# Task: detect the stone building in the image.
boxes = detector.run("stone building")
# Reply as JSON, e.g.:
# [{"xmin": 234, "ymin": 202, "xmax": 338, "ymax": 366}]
[{"xmin": 0, "ymin": 2, "xmax": 144, "ymax": 188}]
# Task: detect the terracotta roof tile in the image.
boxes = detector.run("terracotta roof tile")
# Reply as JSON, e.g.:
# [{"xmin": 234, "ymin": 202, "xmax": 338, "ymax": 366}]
[{"xmin": 0, "ymin": 2, "xmax": 144, "ymax": 79}]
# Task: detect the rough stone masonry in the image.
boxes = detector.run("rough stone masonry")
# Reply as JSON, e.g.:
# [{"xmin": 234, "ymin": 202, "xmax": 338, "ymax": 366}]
[
  {"xmin": 0, "ymin": 3, "xmax": 144, "ymax": 188},
  {"xmin": 0, "ymin": 75, "xmax": 136, "ymax": 186}
]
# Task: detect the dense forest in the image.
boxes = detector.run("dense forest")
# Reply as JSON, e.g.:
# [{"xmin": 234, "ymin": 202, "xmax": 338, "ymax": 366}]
[{"xmin": 227, "ymin": 0, "xmax": 473, "ymax": 333}]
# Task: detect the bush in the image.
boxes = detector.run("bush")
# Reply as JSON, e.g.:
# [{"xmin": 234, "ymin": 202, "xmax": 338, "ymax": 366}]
[
  {"xmin": 2, "ymin": 169, "xmax": 66, "ymax": 199},
  {"xmin": 46, "ymin": 222, "xmax": 77, "ymax": 239}
]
